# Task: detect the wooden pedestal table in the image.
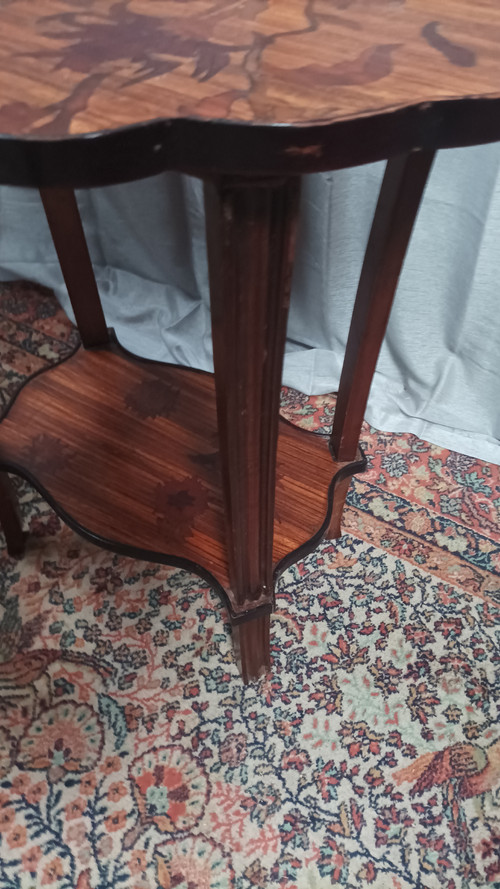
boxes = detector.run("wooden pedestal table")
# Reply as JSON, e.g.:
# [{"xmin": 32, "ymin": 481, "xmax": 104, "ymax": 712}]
[{"xmin": 0, "ymin": 1, "xmax": 499, "ymax": 680}]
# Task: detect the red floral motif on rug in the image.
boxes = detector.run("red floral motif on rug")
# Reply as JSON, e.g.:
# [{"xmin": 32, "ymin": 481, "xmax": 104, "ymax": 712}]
[{"xmin": 0, "ymin": 281, "xmax": 499, "ymax": 888}]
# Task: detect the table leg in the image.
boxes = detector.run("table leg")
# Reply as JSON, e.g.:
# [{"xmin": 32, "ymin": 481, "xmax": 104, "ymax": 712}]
[
  {"xmin": 0, "ymin": 474, "xmax": 25, "ymax": 557},
  {"xmin": 40, "ymin": 188, "xmax": 109, "ymax": 348},
  {"xmin": 205, "ymin": 176, "xmax": 300, "ymax": 681},
  {"xmin": 326, "ymin": 151, "xmax": 435, "ymax": 538}
]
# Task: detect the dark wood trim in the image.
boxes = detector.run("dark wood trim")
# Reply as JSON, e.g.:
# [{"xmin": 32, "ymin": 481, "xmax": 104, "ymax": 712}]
[
  {"xmin": 325, "ymin": 475, "xmax": 352, "ymax": 541},
  {"xmin": 39, "ymin": 188, "xmax": 109, "ymax": 348},
  {"xmin": 331, "ymin": 150, "xmax": 435, "ymax": 462},
  {"xmin": 0, "ymin": 96, "xmax": 498, "ymax": 188},
  {"xmin": 0, "ymin": 473, "xmax": 25, "ymax": 557}
]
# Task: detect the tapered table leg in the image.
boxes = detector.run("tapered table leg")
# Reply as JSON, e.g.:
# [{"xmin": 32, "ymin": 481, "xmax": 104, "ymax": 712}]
[
  {"xmin": 40, "ymin": 188, "xmax": 109, "ymax": 348},
  {"xmin": 326, "ymin": 151, "xmax": 435, "ymax": 538},
  {"xmin": 0, "ymin": 191, "xmax": 109, "ymax": 558},
  {"xmin": 0, "ymin": 474, "xmax": 25, "ymax": 557},
  {"xmin": 205, "ymin": 175, "xmax": 300, "ymax": 681}
]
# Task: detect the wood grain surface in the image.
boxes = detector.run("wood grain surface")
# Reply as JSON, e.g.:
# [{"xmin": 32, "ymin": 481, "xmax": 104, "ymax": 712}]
[
  {"xmin": 0, "ymin": 344, "xmax": 365, "ymax": 619},
  {"xmin": 1, "ymin": 0, "xmax": 499, "ymax": 135},
  {"xmin": 1, "ymin": 1, "xmax": 500, "ymax": 184}
]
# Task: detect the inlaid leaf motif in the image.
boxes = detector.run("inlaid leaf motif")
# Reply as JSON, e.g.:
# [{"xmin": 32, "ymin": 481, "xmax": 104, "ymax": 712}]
[
  {"xmin": 0, "ymin": 0, "xmax": 497, "ymax": 137},
  {"xmin": 422, "ymin": 21, "xmax": 476, "ymax": 68},
  {"xmin": 154, "ymin": 476, "xmax": 210, "ymax": 537},
  {"xmin": 21, "ymin": 434, "xmax": 73, "ymax": 475},
  {"xmin": 124, "ymin": 378, "xmax": 179, "ymax": 420}
]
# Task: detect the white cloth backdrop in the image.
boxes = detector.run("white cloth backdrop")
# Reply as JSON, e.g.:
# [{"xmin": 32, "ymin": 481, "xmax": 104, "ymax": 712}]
[{"xmin": 1, "ymin": 143, "xmax": 500, "ymax": 463}]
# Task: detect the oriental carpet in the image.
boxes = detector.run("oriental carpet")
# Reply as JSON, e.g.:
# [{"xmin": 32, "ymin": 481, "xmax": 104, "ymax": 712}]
[{"xmin": 0, "ymin": 281, "xmax": 499, "ymax": 889}]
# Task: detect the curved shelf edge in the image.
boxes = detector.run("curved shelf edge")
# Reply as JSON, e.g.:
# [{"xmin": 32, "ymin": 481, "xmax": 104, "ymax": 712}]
[
  {"xmin": 0, "ymin": 340, "xmax": 82, "ymax": 425},
  {"xmin": 0, "ymin": 447, "xmax": 366, "ymax": 625},
  {"xmin": 273, "ymin": 449, "xmax": 367, "ymax": 584},
  {"xmin": 0, "ymin": 342, "xmax": 367, "ymax": 624},
  {"xmin": 0, "ymin": 460, "xmax": 256, "ymax": 625}
]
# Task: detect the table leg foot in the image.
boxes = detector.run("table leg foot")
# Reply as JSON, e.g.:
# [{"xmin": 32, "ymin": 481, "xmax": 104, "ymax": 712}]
[
  {"xmin": 0, "ymin": 474, "xmax": 25, "ymax": 557},
  {"xmin": 232, "ymin": 614, "xmax": 271, "ymax": 683}
]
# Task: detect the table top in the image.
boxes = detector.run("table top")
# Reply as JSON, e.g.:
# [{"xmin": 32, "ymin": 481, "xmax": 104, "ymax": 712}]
[{"xmin": 1, "ymin": 0, "xmax": 500, "ymax": 185}]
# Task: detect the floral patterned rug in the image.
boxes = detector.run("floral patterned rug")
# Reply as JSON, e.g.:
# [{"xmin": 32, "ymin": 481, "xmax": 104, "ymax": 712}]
[{"xmin": 0, "ymin": 281, "xmax": 499, "ymax": 889}]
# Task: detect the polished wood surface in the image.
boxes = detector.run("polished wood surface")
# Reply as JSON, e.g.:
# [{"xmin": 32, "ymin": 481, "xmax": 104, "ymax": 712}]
[
  {"xmin": 0, "ymin": 343, "xmax": 365, "ymax": 619},
  {"xmin": 1, "ymin": 1, "xmax": 500, "ymax": 185},
  {"xmin": 1, "ymin": 0, "xmax": 500, "ymax": 134}
]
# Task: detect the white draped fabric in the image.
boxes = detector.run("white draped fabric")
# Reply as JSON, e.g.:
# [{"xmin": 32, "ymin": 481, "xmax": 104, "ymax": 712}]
[{"xmin": 1, "ymin": 142, "xmax": 500, "ymax": 463}]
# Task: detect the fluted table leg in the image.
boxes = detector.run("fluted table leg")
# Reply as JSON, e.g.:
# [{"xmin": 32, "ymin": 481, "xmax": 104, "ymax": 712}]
[{"xmin": 205, "ymin": 175, "xmax": 300, "ymax": 681}]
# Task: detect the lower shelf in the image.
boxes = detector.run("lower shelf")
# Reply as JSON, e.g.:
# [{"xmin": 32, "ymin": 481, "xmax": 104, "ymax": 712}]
[{"xmin": 0, "ymin": 343, "xmax": 364, "ymax": 616}]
